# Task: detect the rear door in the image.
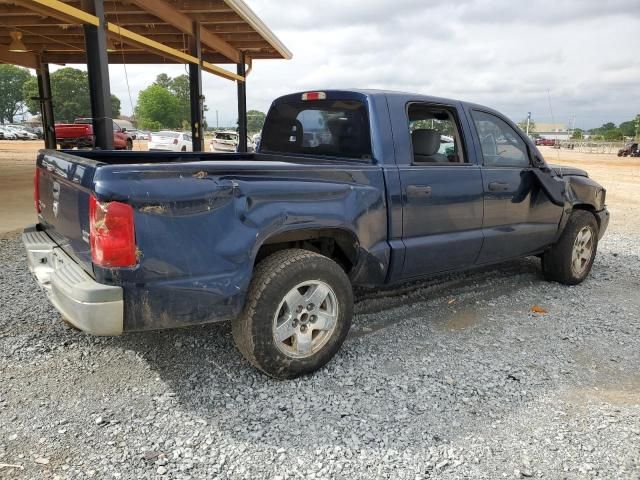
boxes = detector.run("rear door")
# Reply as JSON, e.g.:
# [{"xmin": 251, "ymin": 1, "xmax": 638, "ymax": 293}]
[
  {"xmin": 468, "ymin": 109, "xmax": 563, "ymax": 263},
  {"xmin": 386, "ymin": 98, "xmax": 484, "ymax": 279}
]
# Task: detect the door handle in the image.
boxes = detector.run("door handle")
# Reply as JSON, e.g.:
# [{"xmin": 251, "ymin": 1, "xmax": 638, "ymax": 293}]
[
  {"xmin": 406, "ymin": 185, "xmax": 432, "ymax": 197},
  {"xmin": 488, "ymin": 181, "xmax": 509, "ymax": 192}
]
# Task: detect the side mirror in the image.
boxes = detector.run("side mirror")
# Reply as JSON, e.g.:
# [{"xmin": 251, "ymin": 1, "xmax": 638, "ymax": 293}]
[{"xmin": 121, "ymin": 128, "xmax": 126, "ymax": 132}]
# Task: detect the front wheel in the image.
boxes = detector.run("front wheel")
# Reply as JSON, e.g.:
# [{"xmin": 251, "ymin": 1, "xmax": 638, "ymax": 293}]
[
  {"xmin": 232, "ymin": 249, "xmax": 353, "ymax": 379},
  {"xmin": 542, "ymin": 210, "xmax": 599, "ymax": 285},
  {"xmin": 125, "ymin": 139, "xmax": 133, "ymax": 150}
]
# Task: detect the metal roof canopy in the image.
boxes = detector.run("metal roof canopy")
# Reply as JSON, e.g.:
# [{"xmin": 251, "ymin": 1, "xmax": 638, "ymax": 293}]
[
  {"xmin": 0, "ymin": 0, "xmax": 291, "ymax": 150},
  {"xmin": 0, "ymin": 0, "xmax": 291, "ymax": 79}
]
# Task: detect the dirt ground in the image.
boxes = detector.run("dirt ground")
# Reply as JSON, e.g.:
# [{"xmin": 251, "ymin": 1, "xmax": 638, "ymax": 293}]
[{"xmin": 0, "ymin": 141, "xmax": 638, "ymax": 235}]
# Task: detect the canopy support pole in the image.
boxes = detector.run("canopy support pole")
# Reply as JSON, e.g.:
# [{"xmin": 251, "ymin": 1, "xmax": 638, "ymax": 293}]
[
  {"xmin": 189, "ymin": 21, "xmax": 204, "ymax": 152},
  {"xmin": 37, "ymin": 62, "xmax": 57, "ymax": 149},
  {"xmin": 236, "ymin": 52, "xmax": 247, "ymax": 152},
  {"xmin": 82, "ymin": 0, "xmax": 114, "ymax": 150}
]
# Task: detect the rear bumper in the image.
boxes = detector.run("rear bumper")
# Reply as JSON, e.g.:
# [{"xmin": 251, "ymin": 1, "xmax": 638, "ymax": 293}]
[
  {"xmin": 596, "ymin": 208, "xmax": 610, "ymax": 240},
  {"xmin": 22, "ymin": 225, "xmax": 123, "ymax": 335}
]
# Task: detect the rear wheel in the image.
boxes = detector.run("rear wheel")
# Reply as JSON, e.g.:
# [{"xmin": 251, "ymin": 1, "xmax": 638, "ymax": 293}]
[
  {"xmin": 542, "ymin": 210, "xmax": 599, "ymax": 285},
  {"xmin": 181, "ymin": 146, "xmax": 187, "ymax": 152},
  {"xmin": 232, "ymin": 249, "xmax": 353, "ymax": 379}
]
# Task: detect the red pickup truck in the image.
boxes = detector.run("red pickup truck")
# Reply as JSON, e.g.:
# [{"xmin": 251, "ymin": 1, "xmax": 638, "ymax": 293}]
[
  {"xmin": 535, "ymin": 138, "xmax": 557, "ymax": 147},
  {"xmin": 55, "ymin": 118, "xmax": 133, "ymax": 150}
]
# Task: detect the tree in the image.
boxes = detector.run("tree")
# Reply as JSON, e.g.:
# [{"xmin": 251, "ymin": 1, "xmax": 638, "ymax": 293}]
[
  {"xmin": 169, "ymin": 74, "xmax": 190, "ymax": 127},
  {"xmin": 246, "ymin": 110, "xmax": 266, "ymax": 133},
  {"xmin": 154, "ymin": 73, "xmax": 172, "ymax": 89},
  {"xmin": 619, "ymin": 119, "xmax": 637, "ymax": 138},
  {"xmin": 571, "ymin": 128, "xmax": 584, "ymax": 140},
  {"xmin": 517, "ymin": 118, "xmax": 536, "ymax": 134},
  {"xmin": 111, "ymin": 94, "xmax": 121, "ymax": 118},
  {"xmin": 0, "ymin": 64, "xmax": 32, "ymax": 123},
  {"xmin": 135, "ymin": 84, "xmax": 180, "ymax": 129},
  {"xmin": 23, "ymin": 67, "xmax": 121, "ymax": 121},
  {"xmin": 603, "ymin": 129, "xmax": 623, "ymax": 141}
]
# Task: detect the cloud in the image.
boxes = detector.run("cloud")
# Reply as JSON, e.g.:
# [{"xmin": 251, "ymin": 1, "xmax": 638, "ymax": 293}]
[{"xmin": 58, "ymin": 0, "xmax": 640, "ymax": 129}]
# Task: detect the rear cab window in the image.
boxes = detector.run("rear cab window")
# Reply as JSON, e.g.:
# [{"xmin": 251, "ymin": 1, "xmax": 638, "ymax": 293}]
[{"xmin": 261, "ymin": 96, "xmax": 372, "ymax": 160}]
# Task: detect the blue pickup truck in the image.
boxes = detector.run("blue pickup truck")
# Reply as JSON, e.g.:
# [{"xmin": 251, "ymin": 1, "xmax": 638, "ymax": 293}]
[{"xmin": 23, "ymin": 89, "xmax": 609, "ymax": 378}]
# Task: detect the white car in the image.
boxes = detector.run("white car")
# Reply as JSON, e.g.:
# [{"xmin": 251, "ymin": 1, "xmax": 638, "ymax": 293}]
[
  {"xmin": 148, "ymin": 131, "xmax": 193, "ymax": 152},
  {"xmin": 6, "ymin": 125, "xmax": 37, "ymax": 140},
  {"xmin": 210, "ymin": 131, "xmax": 255, "ymax": 152},
  {"xmin": 0, "ymin": 127, "xmax": 17, "ymax": 140}
]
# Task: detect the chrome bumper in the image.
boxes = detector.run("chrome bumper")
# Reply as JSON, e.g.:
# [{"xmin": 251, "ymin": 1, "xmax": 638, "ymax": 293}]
[{"xmin": 22, "ymin": 226, "xmax": 123, "ymax": 335}]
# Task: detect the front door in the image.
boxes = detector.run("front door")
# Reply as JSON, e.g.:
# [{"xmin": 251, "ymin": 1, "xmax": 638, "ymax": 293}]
[
  {"xmin": 397, "ymin": 102, "xmax": 484, "ymax": 279},
  {"xmin": 469, "ymin": 110, "xmax": 563, "ymax": 264}
]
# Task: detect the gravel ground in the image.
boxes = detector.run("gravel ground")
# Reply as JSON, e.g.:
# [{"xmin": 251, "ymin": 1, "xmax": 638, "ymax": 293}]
[{"xmin": 1, "ymin": 231, "xmax": 639, "ymax": 479}]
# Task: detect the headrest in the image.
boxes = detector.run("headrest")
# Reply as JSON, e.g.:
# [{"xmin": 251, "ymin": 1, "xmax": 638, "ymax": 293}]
[{"xmin": 412, "ymin": 129, "xmax": 441, "ymax": 156}]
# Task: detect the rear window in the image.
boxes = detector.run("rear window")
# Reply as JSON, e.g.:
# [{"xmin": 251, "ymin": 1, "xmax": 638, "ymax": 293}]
[
  {"xmin": 156, "ymin": 131, "xmax": 180, "ymax": 138},
  {"xmin": 214, "ymin": 132, "xmax": 238, "ymax": 140},
  {"xmin": 261, "ymin": 100, "xmax": 372, "ymax": 160}
]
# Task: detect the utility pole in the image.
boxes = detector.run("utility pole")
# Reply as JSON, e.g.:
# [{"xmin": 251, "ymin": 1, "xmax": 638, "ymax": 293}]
[
  {"xmin": 216, "ymin": 110, "xmax": 219, "ymax": 129},
  {"xmin": 526, "ymin": 112, "xmax": 531, "ymax": 136}
]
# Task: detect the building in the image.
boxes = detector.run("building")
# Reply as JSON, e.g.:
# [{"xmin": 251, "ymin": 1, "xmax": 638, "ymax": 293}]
[{"xmin": 535, "ymin": 123, "xmax": 570, "ymax": 141}]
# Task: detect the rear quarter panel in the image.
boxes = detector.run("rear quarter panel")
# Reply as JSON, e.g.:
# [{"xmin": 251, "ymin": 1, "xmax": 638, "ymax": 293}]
[{"xmin": 92, "ymin": 159, "xmax": 389, "ymax": 331}]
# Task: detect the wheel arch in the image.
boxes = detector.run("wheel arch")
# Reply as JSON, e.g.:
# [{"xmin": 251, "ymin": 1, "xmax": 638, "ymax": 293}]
[
  {"xmin": 570, "ymin": 202, "xmax": 602, "ymax": 230},
  {"xmin": 253, "ymin": 227, "xmax": 360, "ymax": 274}
]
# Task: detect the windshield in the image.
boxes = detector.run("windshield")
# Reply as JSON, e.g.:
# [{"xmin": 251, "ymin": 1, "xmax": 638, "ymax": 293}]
[{"xmin": 261, "ymin": 99, "xmax": 372, "ymax": 160}]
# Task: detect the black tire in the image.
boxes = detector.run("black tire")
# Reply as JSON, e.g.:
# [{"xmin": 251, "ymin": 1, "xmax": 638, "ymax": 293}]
[
  {"xmin": 232, "ymin": 249, "xmax": 353, "ymax": 379},
  {"xmin": 542, "ymin": 210, "xmax": 599, "ymax": 285},
  {"xmin": 126, "ymin": 139, "xmax": 133, "ymax": 150},
  {"xmin": 181, "ymin": 146, "xmax": 187, "ymax": 152}
]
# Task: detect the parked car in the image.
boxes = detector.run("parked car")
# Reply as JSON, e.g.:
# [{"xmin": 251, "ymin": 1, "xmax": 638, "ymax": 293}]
[
  {"xmin": 4, "ymin": 125, "xmax": 37, "ymax": 140},
  {"xmin": 55, "ymin": 118, "xmax": 133, "ymax": 150},
  {"xmin": 535, "ymin": 138, "xmax": 557, "ymax": 147},
  {"xmin": 148, "ymin": 131, "xmax": 193, "ymax": 152},
  {"xmin": 210, "ymin": 130, "xmax": 254, "ymax": 152},
  {"xmin": 0, "ymin": 127, "xmax": 17, "ymax": 140},
  {"xmin": 136, "ymin": 131, "xmax": 150, "ymax": 141},
  {"xmin": 617, "ymin": 141, "xmax": 639, "ymax": 157},
  {"xmin": 23, "ymin": 89, "xmax": 609, "ymax": 379}
]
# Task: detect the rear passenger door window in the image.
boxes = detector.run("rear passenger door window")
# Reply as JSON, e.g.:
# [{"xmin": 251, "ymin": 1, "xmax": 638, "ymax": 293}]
[
  {"xmin": 407, "ymin": 104, "xmax": 468, "ymax": 165},
  {"xmin": 471, "ymin": 110, "xmax": 530, "ymax": 167}
]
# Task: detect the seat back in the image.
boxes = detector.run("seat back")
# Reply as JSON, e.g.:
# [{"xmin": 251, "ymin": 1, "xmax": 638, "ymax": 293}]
[{"xmin": 412, "ymin": 129, "xmax": 448, "ymax": 163}]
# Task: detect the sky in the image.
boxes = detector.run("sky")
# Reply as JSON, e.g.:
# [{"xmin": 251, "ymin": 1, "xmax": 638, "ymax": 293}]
[{"xmin": 90, "ymin": 0, "xmax": 639, "ymax": 129}]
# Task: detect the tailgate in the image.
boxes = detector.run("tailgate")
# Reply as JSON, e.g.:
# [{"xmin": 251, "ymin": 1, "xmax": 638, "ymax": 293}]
[
  {"xmin": 56, "ymin": 124, "xmax": 91, "ymax": 139},
  {"xmin": 36, "ymin": 150, "xmax": 101, "ymax": 275}
]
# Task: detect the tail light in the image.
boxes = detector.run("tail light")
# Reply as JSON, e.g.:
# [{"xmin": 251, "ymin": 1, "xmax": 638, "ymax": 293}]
[
  {"xmin": 173, "ymin": 138, "xmax": 178, "ymax": 145},
  {"xmin": 89, "ymin": 196, "xmax": 137, "ymax": 268},
  {"xmin": 34, "ymin": 168, "xmax": 41, "ymax": 213}
]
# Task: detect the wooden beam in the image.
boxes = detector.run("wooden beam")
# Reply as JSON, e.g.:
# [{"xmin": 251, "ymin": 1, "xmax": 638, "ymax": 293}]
[
  {"xmin": 0, "ymin": 24, "xmax": 256, "ymax": 36},
  {"xmin": 21, "ymin": 0, "xmax": 99, "ymax": 25},
  {"xmin": 0, "ymin": 45, "xmax": 39, "ymax": 68},
  {"xmin": 0, "ymin": 11, "xmax": 245, "ymax": 27},
  {"xmin": 41, "ymin": 51, "xmax": 233, "ymax": 64},
  {"xmin": 129, "ymin": 0, "xmax": 240, "ymax": 63}
]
